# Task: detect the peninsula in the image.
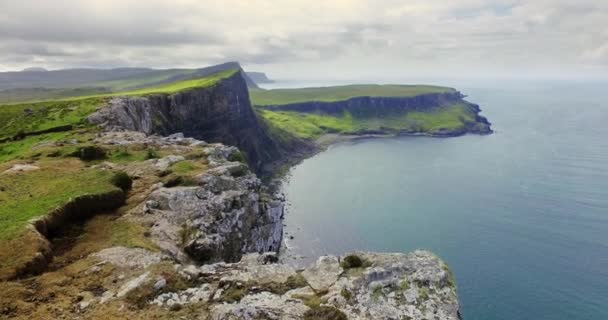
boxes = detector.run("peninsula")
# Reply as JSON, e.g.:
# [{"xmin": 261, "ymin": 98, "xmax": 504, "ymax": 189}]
[{"xmin": 0, "ymin": 62, "xmax": 490, "ymax": 319}]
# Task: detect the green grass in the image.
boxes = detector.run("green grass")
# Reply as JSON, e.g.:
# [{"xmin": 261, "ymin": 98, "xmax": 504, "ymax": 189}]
[
  {"xmin": 250, "ymin": 84, "xmax": 455, "ymax": 106},
  {"xmin": 0, "ymin": 69, "xmax": 237, "ymax": 141},
  {"xmin": 0, "ymin": 159, "xmax": 118, "ymax": 240},
  {"xmin": 256, "ymin": 102, "xmax": 476, "ymax": 139},
  {"xmin": 0, "ymin": 98, "xmax": 103, "ymax": 140},
  {"xmin": 113, "ymin": 69, "xmax": 236, "ymax": 97},
  {"xmin": 0, "ymin": 68, "xmax": 235, "ymax": 104},
  {"xmin": 91, "ymin": 69, "xmax": 199, "ymax": 91}
]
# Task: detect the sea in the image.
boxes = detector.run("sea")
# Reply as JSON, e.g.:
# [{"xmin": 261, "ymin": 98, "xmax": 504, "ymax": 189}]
[{"xmin": 262, "ymin": 77, "xmax": 608, "ymax": 320}]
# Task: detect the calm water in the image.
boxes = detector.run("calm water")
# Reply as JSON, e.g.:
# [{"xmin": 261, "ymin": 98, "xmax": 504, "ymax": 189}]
[{"xmin": 278, "ymin": 79, "xmax": 608, "ymax": 320}]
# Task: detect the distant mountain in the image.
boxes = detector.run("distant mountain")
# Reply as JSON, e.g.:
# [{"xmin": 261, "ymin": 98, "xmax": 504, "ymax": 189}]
[
  {"xmin": 0, "ymin": 62, "xmax": 265, "ymax": 103},
  {"xmin": 0, "ymin": 62, "xmax": 259, "ymax": 92},
  {"xmin": 246, "ymin": 72, "xmax": 273, "ymax": 84},
  {"xmin": 21, "ymin": 67, "xmax": 48, "ymax": 72}
]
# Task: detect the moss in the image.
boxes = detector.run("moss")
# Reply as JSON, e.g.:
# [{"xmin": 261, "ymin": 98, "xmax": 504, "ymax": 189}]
[
  {"xmin": 219, "ymin": 274, "xmax": 309, "ymax": 303},
  {"xmin": 303, "ymin": 306, "xmax": 348, "ymax": 320},
  {"xmin": 442, "ymin": 263, "xmax": 457, "ymax": 288},
  {"xmin": 71, "ymin": 145, "xmax": 106, "ymax": 161},
  {"xmin": 340, "ymin": 288, "xmax": 353, "ymax": 302},
  {"xmin": 124, "ymin": 282, "xmax": 156, "ymax": 309},
  {"xmin": 227, "ymin": 150, "xmax": 246, "ymax": 163},
  {"xmin": 169, "ymin": 160, "xmax": 206, "ymax": 175},
  {"xmin": 110, "ymin": 171, "xmax": 132, "ymax": 192},
  {"xmin": 371, "ymin": 284, "xmax": 383, "ymax": 302},
  {"xmin": 341, "ymin": 254, "xmax": 363, "ymax": 269},
  {"xmin": 399, "ymin": 280, "xmax": 410, "ymax": 291},
  {"xmin": 219, "ymin": 283, "xmax": 248, "ymax": 303},
  {"xmin": 292, "ymin": 293, "xmax": 321, "ymax": 309},
  {"xmin": 418, "ymin": 287, "xmax": 430, "ymax": 302},
  {"xmin": 145, "ymin": 148, "xmax": 159, "ymax": 160},
  {"xmin": 163, "ymin": 175, "xmax": 197, "ymax": 188}
]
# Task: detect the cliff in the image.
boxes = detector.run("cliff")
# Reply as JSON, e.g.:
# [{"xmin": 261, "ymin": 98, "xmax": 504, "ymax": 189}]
[
  {"xmin": 257, "ymin": 91, "xmax": 492, "ymax": 138},
  {"xmin": 88, "ymin": 71, "xmax": 312, "ymax": 175}
]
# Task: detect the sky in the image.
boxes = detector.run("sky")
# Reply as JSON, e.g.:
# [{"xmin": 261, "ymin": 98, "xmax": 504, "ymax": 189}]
[{"xmin": 0, "ymin": 0, "xmax": 607, "ymax": 79}]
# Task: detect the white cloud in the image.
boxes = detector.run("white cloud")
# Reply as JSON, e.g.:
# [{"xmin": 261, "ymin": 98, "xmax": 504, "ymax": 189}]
[{"xmin": 0, "ymin": 0, "xmax": 606, "ymax": 78}]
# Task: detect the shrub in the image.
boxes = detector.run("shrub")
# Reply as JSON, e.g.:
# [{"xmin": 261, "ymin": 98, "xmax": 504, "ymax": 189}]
[
  {"xmin": 341, "ymin": 254, "xmax": 363, "ymax": 269},
  {"xmin": 228, "ymin": 150, "xmax": 246, "ymax": 163},
  {"xmin": 73, "ymin": 145, "xmax": 106, "ymax": 161},
  {"xmin": 145, "ymin": 148, "xmax": 159, "ymax": 160},
  {"xmin": 303, "ymin": 306, "xmax": 347, "ymax": 320},
  {"xmin": 111, "ymin": 171, "xmax": 132, "ymax": 192}
]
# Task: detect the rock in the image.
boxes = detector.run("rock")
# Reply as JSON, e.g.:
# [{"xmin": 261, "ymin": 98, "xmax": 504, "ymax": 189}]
[
  {"xmin": 211, "ymin": 292, "xmax": 309, "ymax": 320},
  {"xmin": 152, "ymin": 155, "xmax": 185, "ymax": 171},
  {"xmin": 206, "ymin": 162, "xmax": 249, "ymax": 177},
  {"xmin": 117, "ymin": 272, "xmax": 150, "ymax": 298},
  {"xmin": 153, "ymin": 277, "xmax": 167, "ymax": 291},
  {"xmin": 2, "ymin": 164, "xmax": 39, "ymax": 174},
  {"xmin": 167, "ymin": 132, "xmax": 185, "ymax": 139},
  {"xmin": 86, "ymin": 71, "xmax": 306, "ymax": 174},
  {"xmin": 100, "ymin": 290, "xmax": 115, "ymax": 304},
  {"xmin": 302, "ymin": 255, "xmax": 343, "ymax": 291},
  {"xmin": 144, "ymin": 167, "xmax": 284, "ymax": 263},
  {"xmin": 91, "ymin": 247, "xmax": 164, "ymax": 269}
]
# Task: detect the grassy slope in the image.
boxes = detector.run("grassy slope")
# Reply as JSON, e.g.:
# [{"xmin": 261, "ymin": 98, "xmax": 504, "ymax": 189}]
[
  {"xmin": 250, "ymin": 84, "xmax": 455, "ymax": 105},
  {"xmin": 257, "ymin": 102, "xmax": 475, "ymax": 139},
  {"xmin": 0, "ymin": 69, "xmax": 236, "ymax": 262},
  {"xmin": 0, "ymin": 69, "xmax": 236, "ymax": 140},
  {"xmin": 0, "ymin": 158, "xmax": 117, "ymax": 240}
]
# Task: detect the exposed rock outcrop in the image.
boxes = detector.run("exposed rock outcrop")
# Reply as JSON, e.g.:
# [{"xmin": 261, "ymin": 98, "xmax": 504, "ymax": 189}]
[
  {"xmin": 142, "ymin": 251, "xmax": 460, "ymax": 320},
  {"xmin": 87, "ymin": 71, "xmax": 312, "ymax": 175},
  {"xmin": 92, "ymin": 131, "xmax": 284, "ymax": 264}
]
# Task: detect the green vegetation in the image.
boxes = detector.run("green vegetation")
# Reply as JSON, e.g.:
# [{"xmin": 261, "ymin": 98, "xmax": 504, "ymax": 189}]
[
  {"xmin": 418, "ymin": 287, "xmax": 430, "ymax": 302},
  {"xmin": 303, "ymin": 306, "xmax": 348, "ymax": 320},
  {"xmin": 0, "ymin": 98, "xmax": 103, "ymax": 140},
  {"xmin": 341, "ymin": 254, "xmax": 365, "ymax": 269},
  {"xmin": 257, "ymin": 102, "xmax": 476, "ymax": 139},
  {"xmin": 72, "ymin": 145, "xmax": 107, "ymax": 161},
  {"xmin": 250, "ymin": 84, "xmax": 455, "ymax": 106},
  {"xmin": 0, "ymin": 69, "xmax": 236, "ymax": 141},
  {"xmin": 110, "ymin": 171, "xmax": 133, "ymax": 192},
  {"xmin": 0, "ymin": 159, "xmax": 118, "ymax": 240},
  {"xmin": 111, "ymin": 69, "xmax": 236, "ymax": 97}
]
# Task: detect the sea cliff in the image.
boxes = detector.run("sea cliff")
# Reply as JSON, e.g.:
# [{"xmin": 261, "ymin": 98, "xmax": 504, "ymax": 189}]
[{"xmin": 0, "ymin": 67, "xmax": 475, "ymax": 319}]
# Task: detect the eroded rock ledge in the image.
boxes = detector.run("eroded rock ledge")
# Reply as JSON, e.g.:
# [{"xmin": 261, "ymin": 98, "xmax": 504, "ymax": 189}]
[{"xmin": 61, "ymin": 131, "xmax": 462, "ymax": 319}]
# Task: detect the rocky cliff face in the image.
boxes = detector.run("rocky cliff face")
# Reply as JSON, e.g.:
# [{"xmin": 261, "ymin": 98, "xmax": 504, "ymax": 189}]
[
  {"xmin": 261, "ymin": 92, "xmax": 493, "ymax": 136},
  {"xmin": 88, "ymin": 71, "xmax": 311, "ymax": 175},
  {"xmin": 93, "ymin": 131, "xmax": 284, "ymax": 264}
]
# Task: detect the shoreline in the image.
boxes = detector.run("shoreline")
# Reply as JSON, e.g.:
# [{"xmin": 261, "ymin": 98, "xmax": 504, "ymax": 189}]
[{"xmin": 272, "ymin": 129, "xmax": 493, "ymax": 265}]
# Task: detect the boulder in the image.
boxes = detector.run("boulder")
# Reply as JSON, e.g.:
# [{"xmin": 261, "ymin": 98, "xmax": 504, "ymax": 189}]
[{"xmin": 302, "ymin": 255, "xmax": 343, "ymax": 291}]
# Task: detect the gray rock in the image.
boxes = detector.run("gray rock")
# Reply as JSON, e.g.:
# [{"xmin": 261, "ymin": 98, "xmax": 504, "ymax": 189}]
[
  {"xmin": 117, "ymin": 272, "xmax": 150, "ymax": 298},
  {"xmin": 211, "ymin": 291, "xmax": 309, "ymax": 320},
  {"xmin": 2, "ymin": 164, "xmax": 39, "ymax": 174},
  {"xmin": 91, "ymin": 246, "xmax": 164, "ymax": 269},
  {"xmin": 153, "ymin": 277, "xmax": 167, "ymax": 291},
  {"xmin": 302, "ymin": 255, "xmax": 343, "ymax": 291},
  {"xmin": 152, "ymin": 155, "xmax": 185, "ymax": 171}
]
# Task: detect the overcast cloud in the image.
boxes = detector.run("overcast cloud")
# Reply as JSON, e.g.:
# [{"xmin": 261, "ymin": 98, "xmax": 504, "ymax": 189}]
[{"xmin": 0, "ymin": 0, "xmax": 606, "ymax": 79}]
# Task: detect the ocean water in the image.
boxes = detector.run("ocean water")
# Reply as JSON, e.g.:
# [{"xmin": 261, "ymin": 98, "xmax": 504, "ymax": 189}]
[{"xmin": 276, "ymin": 79, "xmax": 608, "ymax": 320}]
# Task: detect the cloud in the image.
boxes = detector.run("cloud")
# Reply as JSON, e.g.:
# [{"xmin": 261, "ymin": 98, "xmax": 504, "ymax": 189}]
[{"xmin": 0, "ymin": 0, "xmax": 606, "ymax": 78}]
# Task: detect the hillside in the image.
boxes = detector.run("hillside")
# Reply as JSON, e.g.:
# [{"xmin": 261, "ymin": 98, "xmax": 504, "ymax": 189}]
[
  {"xmin": 252, "ymin": 85, "xmax": 492, "ymax": 140},
  {"xmin": 0, "ymin": 62, "xmax": 260, "ymax": 104},
  {"xmin": 250, "ymin": 84, "xmax": 456, "ymax": 105}
]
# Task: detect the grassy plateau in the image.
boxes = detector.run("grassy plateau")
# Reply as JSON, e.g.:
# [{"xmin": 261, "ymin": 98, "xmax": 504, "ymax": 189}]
[
  {"xmin": 251, "ymin": 84, "xmax": 476, "ymax": 140},
  {"xmin": 249, "ymin": 84, "xmax": 455, "ymax": 106}
]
